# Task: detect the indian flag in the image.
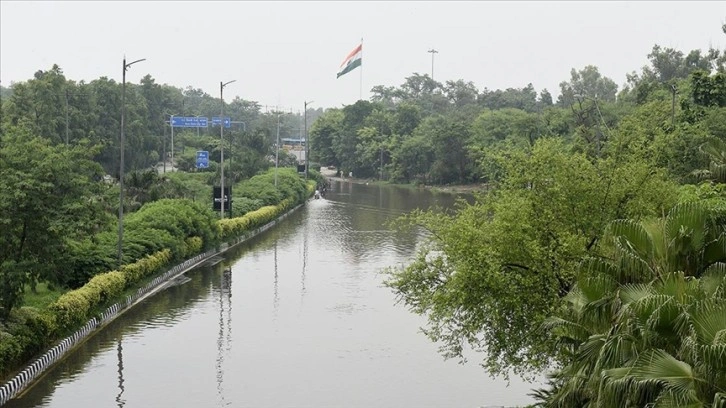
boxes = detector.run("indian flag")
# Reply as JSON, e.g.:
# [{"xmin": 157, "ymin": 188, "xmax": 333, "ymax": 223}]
[{"xmin": 337, "ymin": 43, "xmax": 362, "ymax": 79}]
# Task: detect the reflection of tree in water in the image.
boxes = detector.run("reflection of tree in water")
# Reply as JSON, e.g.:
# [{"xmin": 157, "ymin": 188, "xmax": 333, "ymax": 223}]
[
  {"xmin": 216, "ymin": 267, "xmax": 232, "ymax": 406},
  {"xmin": 116, "ymin": 339, "xmax": 125, "ymax": 408},
  {"xmin": 4, "ymin": 265, "xmax": 223, "ymax": 408},
  {"xmin": 322, "ymin": 180, "xmax": 468, "ymax": 266},
  {"xmin": 6, "ymin": 184, "xmax": 472, "ymax": 408}
]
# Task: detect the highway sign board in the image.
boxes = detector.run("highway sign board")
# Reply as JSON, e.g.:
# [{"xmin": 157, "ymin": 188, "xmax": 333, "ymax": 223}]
[
  {"xmin": 212, "ymin": 117, "xmax": 231, "ymax": 128},
  {"xmin": 171, "ymin": 116, "xmax": 208, "ymax": 128},
  {"xmin": 196, "ymin": 150, "xmax": 209, "ymax": 169}
]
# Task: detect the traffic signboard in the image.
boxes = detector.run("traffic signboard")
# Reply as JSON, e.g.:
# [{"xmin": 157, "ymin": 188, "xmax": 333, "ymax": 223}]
[
  {"xmin": 196, "ymin": 150, "xmax": 209, "ymax": 169},
  {"xmin": 171, "ymin": 116, "xmax": 208, "ymax": 128},
  {"xmin": 212, "ymin": 117, "xmax": 231, "ymax": 128}
]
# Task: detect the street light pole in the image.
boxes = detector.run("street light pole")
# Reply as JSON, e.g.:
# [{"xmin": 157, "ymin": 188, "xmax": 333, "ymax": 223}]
[
  {"xmin": 220, "ymin": 80, "xmax": 236, "ymax": 219},
  {"xmin": 119, "ymin": 56, "xmax": 146, "ymax": 267},
  {"xmin": 163, "ymin": 121, "xmax": 167, "ymax": 174},
  {"xmin": 427, "ymin": 48, "xmax": 438, "ymax": 82},
  {"xmin": 170, "ymin": 114, "xmax": 175, "ymax": 171},
  {"xmin": 275, "ymin": 111, "xmax": 281, "ymax": 187},
  {"xmin": 65, "ymin": 89, "xmax": 70, "ymax": 145},
  {"xmin": 164, "ymin": 113, "xmax": 179, "ymax": 173},
  {"xmin": 304, "ymin": 100, "xmax": 313, "ymax": 180}
]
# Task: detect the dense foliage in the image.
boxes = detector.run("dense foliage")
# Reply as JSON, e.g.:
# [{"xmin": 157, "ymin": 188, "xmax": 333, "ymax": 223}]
[
  {"xmin": 1, "ymin": 25, "xmax": 725, "ymax": 403},
  {"xmin": 381, "ymin": 28, "xmax": 726, "ymax": 406}
]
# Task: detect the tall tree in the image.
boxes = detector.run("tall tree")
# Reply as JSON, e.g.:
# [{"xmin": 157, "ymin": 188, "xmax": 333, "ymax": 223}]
[
  {"xmin": 385, "ymin": 138, "xmax": 678, "ymax": 377},
  {"xmin": 558, "ymin": 65, "xmax": 618, "ymax": 106},
  {"xmin": 0, "ymin": 126, "xmax": 109, "ymax": 317}
]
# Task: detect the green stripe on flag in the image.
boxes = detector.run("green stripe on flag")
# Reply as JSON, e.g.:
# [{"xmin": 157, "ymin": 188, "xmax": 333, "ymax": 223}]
[{"xmin": 337, "ymin": 58, "xmax": 362, "ymax": 78}]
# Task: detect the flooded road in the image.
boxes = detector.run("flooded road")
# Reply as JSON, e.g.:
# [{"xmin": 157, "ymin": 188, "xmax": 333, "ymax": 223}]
[{"xmin": 6, "ymin": 180, "xmax": 538, "ymax": 407}]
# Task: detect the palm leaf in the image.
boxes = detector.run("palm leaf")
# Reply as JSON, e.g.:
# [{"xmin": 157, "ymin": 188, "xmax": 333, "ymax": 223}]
[
  {"xmin": 607, "ymin": 220, "xmax": 654, "ymax": 281},
  {"xmin": 664, "ymin": 202, "xmax": 709, "ymax": 274},
  {"xmin": 690, "ymin": 303, "xmax": 726, "ymax": 345},
  {"xmin": 712, "ymin": 392, "xmax": 726, "ymax": 408},
  {"xmin": 628, "ymin": 349, "xmax": 696, "ymax": 395},
  {"xmin": 542, "ymin": 316, "xmax": 592, "ymax": 343},
  {"xmin": 701, "ymin": 263, "xmax": 726, "ymax": 297},
  {"xmin": 620, "ymin": 283, "xmax": 657, "ymax": 305},
  {"xmin": 652, "ymin": 389, "xmax": 703, "ymax": 408}
]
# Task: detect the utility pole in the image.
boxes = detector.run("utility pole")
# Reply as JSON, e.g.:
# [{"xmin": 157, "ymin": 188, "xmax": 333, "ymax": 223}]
[
  {"xmin": 65, "ymin": 89, "xmax": 70, "ymax": 145},
  {"xmin": 170, "ymin": 114, "xmax": 175, "ymax": 171},
  {"xmin": 220, "ymin": 80, "xmax": 236, "ymax": 219},
  {"xmin": 427, "ymin": 48, "xmax": 438, "ymax": 82},
  {"xmin": 671, "ymin": 84, "xmax": 677, "ymax": 127},
  {"xmin": 163, "ymin": 121, "xmax": 167, "ymax": 173},
  {"xmin": 118, "ymin": 56, "xmax": 146, "ymax": 267},
  {"xmin": 304, "ymin": 100, "xmax": 313, "ymax": 180},
  {"xmin": 275, "ymin": 111, "xmax": 281, "ymax": 187}
]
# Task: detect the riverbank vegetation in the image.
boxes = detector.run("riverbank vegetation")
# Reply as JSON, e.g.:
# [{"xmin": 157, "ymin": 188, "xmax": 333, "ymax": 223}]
[
  {"xmin": 1, "ymin": 24, "xmax": 725, "ymax": 404},
  {"xmin": 0, "ymin": 128, "xmax": 315, "ymax": 379},
  {"xmin": 383, "ymin": 28, "xmax": 726, "ymax": 406}
]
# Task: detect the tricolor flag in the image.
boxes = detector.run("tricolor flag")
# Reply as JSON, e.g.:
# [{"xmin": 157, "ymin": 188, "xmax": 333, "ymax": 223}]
[{"xmin": 337, "ymin": 43, "xmax": 362, "ymax": 79}]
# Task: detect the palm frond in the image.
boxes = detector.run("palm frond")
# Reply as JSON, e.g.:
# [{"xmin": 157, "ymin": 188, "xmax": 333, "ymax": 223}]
[
  {"xmin": 542, "ymin": 316, "xmax": 592, "ymax": 343},
  {"xmin": 628, "ymin": 349, "xmax": 696, "ymax": 395},
  {"xmin": 701, "ymin": 262, "xmax": 726, "ymax": 297},
  {"xmin": 690, "ymin": 303, "xmax": 726, "ymax": 345},
  {"xmin": 665, "ymin": 203, "xmax": 709, "ymax": 272}
]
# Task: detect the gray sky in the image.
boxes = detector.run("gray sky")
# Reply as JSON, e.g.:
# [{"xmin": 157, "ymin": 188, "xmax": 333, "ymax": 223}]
[{"xmin": 1, "ymin": 1, "xmax": 724, "ymax": 111}]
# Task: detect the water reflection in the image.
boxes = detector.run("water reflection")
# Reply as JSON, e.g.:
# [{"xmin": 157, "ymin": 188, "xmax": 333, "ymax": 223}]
[
  {"xmin": 6, "ymin": 182, "xmax": 538, "ymax": 408},
  {"xmin": 215, "ymin": 267, "xmax": 231, "ymax": 406},
  {"xmin": 116, "ymin": 339, "xmax": 124, "ymax": 408},
  {"xmin": 273, "ymin": 242, "xmax": 279, "ymax": 318}
]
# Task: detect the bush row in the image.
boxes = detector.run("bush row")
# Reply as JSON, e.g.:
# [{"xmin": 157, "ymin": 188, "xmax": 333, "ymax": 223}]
[
  {"xmin": 62, "ymin": 199, "xmax": 221, "ymax": 288},
  {"xmin": 1, "ymin": 171, "xmax": 315, "ymax": 381},
  {"xmin": 0, "ymin": 248, "xmax": 175, "ymax": 378}
]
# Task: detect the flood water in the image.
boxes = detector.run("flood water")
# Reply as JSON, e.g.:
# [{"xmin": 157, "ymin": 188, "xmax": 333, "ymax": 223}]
[{"xmin": 6, "ymin": 180, "xmax": 539, "ymax": 408}]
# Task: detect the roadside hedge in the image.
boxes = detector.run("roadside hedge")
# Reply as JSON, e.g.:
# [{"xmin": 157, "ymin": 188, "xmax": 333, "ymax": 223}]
[{"xmin": 1, "ymin": 171, "xmax": 315, "ymax": 382}]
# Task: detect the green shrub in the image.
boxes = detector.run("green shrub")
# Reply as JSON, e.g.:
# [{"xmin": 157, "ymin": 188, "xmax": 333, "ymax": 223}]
[
  {"xmin": 85, "ymin": 271, "xmax": 126, "ymax": 305},
  {"xmin": 121, "ymin": 249, "xmax": 172, "ymax": 286},
  {"xmin": 49, "ymin": 290, "xmax": 93, "ymax": 329},
  {"xmin": 0, "ymin": 332, "xmax": 22, "ymax": 378},
  {"xmin": 230, "ymin": 197, "xmax": 263, "ymax": 217},
  {"xmin": 183, "ymin": 237, "xmax": 203, "ymax": 257}
]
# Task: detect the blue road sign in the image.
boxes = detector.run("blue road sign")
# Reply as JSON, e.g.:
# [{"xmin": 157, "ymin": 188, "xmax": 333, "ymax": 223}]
[
  {"xmin": 171, "ymin": 117, "xmax": 208, "ymax": 128},
  {"xmin": 196, "ymin": 151, "xmax": 209, "ymax": 169},
  {"xmin": 212, "ymin": 117, "xmax": 231, "ymax": 128}
]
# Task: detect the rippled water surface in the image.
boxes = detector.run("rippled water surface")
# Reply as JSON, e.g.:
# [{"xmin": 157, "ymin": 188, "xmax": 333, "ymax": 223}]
[{"xmin": 7, "ymin": 180, "xmax": 538, "ymax": 408}]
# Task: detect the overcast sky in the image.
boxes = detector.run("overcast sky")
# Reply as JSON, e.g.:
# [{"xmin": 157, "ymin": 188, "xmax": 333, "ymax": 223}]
[{"xmin": 1, "ymin": 1, "xmax": 724, "ymax": 111}]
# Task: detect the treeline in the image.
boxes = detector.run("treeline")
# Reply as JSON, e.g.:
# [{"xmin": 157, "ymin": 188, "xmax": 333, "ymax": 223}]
[
  {"xmin": 382, "ymin": 35, "xmax": 726, "ymax": 406},
  {"xmin": 0, "ymin": 66, "xmax": 322, "ymax": 183},
  {"xmin": 309, "ymin": 44, "xmax": 726, "ymax": 186}
]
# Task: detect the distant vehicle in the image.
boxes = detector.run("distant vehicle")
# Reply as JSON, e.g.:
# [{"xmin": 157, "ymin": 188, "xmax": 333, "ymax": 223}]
[
  {"xmin": 327, "ymin": 166, "xmax": 335, "ymax": 170},
  {"xmin": 314, "ymin": 189, "xmax": 321, "ymax": 199}
]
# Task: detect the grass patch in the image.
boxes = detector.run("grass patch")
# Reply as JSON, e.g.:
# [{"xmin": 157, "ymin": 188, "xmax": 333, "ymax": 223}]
[{"xmin": 22, "ymin": 282, "xmax": 65, "ymax": 309}]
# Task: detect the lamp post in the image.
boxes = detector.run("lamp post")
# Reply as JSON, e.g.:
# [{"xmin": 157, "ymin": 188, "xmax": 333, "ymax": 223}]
[
  {"xmin": 118, "ymin": 56, "xmax": 145, "ymax": 268},
  {"xmin": 427, "ymin": 48, "xmax": 438, "ymax": 81},
  {"xmin": 275, "ymin": 111, "xmax": 281, "ymax": 187},
  {"xmin": 304, "ymin": 100, "xmax": 313, "ymax": 180},
  {"xmin": 220, "ymin": 80, "xmax": 236, "ymax": 219},
  {"xmin": 164, "ymin": 113, "xmax": 179, "ymax": 173},
  {"xmin": 170, "ymin": 114, "xmax": 176, "ymax": 171}
]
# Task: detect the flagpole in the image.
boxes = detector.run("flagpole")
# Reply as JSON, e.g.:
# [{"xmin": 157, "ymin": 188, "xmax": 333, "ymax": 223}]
[{"xmin": 359, "ymin": 37, "xmax": 363, "ymax": 101}]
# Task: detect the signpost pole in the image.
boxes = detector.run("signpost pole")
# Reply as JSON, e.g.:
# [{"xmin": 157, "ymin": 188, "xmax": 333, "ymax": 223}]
[
  {"xmin": 220, "ymin": 80, "xmax": 236, "ymax": 219},
  {"xmin": 170, "ymin": 115, "xmax": 175, "ymax": 171}
]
